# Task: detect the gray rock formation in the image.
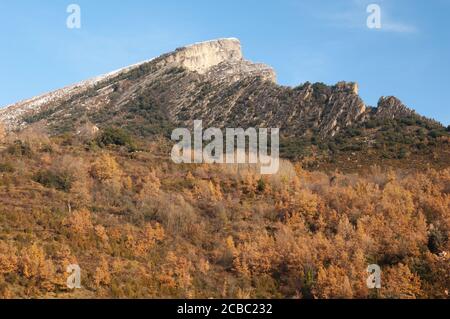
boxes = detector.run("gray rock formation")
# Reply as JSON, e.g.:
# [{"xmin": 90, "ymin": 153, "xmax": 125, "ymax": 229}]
[
  {"xmin": 0, "ymin": 38, "xmax": 421, "ymax": 139},
  {"xmin": 375, "ymin": 96, "xmax": 415, "ymax": 119}
]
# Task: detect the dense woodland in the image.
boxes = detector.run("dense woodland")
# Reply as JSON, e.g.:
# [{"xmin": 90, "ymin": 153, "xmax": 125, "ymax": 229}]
[{"xmin": 0, "ymin": 124, "xmax": 448, "ymax": 299}]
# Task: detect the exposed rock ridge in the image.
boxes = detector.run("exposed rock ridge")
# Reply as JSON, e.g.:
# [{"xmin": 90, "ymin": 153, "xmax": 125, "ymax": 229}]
[
  {"xmin": 0, "ymin": 38, "xmax": 425, "ymax": 139},
  {"xmin": 154, "ymin": 38, "xmax": 276, "ymax": 82},
  {"xmin": 375, "ymin": 96, "xmax": 415, "ymax": 119},
  {"xmin": 0, "ymin": 38, "xmax": 276, "ymax": 130},
  {"xmin": 156, "ymin": 38, "xmax": 243, "ymax": 74},
  {"xmin": 0, "ymin": 60, "xmax": 154, "ymax": 130}
]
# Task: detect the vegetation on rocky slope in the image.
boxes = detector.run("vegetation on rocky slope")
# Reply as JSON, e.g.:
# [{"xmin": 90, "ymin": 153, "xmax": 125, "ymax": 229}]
[
  {"xmin": 281, "ymin": 115, "xmax": 450, "ymax": 171},
  {"xmin": 0, "ymin": 128, "xmax": 448, "ymax": 299},
  {"xmin": 0, "ymin": 39, "xmax": 448, "ymax": 299}
]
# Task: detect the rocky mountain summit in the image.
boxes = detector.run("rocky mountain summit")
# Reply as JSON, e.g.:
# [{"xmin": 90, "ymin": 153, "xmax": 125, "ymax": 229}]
[
  {"xmin": 0, "ymin": 38, "xmax": 443, "ymax": 147},
  {"xmin": 375, "ymin": 96, "xmax": 415, "ymax": 119}
]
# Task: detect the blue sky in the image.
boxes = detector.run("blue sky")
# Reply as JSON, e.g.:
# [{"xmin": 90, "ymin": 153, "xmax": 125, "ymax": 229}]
[{"xmin": 0, "ymin": 0, "xmax": 449, "ymax": 125}]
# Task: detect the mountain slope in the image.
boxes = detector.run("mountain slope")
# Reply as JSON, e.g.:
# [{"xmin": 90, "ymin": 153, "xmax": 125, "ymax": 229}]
[
  {"xmin": 0, "ymin": 38, "xmax": 413, "ymax": 134},
  {"xmin": 1, "ymin": 38, "xmax": 448, "ymax": 170},
  {"xmin": 0, "ymin": 39, "xmax": 449, "ymax": 299}
]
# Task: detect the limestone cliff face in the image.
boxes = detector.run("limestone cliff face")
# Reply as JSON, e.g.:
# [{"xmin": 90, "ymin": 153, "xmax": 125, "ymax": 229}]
[
  {"xmin": 155, "ymin": 38, "xmax": 276, "ymax": 82},
  {"xmin": 0, "ymin": 38, "xmax": 422, "ymax": 139},
  {"xmin": 157, "ymin": 38, "xmax": 243, "ymax": 74}
]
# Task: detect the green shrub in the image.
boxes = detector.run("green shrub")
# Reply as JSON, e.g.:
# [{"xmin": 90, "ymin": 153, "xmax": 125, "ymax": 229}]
[
  {"xmin": 6, "ymin": 140, "xmax": 33, "ymax": 157},
  {"xmin": 429, "ymin": 130, "xmax": 444, "ymax": 139},
  {"xmin": 428, "ymin": 228, "xmax": 446, "ymax": 254},
  {"xmin": 96, "ymin": 127, "xmax": 137, "ymax": 151},
  {"xmin": 398, "ymin": 148, "xmax": 409, "ymax": 159},
  {"xmin": 40, "ymin": 144, "xmax": 54, "ymax": 153},
  {"xmin": 33, "ymin": 170, "xmax": 74, "ymax": 192},
  {"xmin": 365, "ymin": 120, "xmax": 377, "ymax": 129},
  {"xmin": 345, "ymin": 128, "xmax": 362, "ymax": 138},
  {"xmin": 0, "ymin": 162, "xmax": 14, "ymax": 173},
  {"xmin": 257, "ymin": 178, "xmax": 266, "ymax": 193},
  {"xmin": 401, "ymin": 117, "xmax": 416, "ymax": 126},
  {"xmin": 342, "ymin": 144, "xmax": 363, "ymax": 152},
  {"xmin": 312, "ymin": 82, "xmax": 331, "ymax": 100}
]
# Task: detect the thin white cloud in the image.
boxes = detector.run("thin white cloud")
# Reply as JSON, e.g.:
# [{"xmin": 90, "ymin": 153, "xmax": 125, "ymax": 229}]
[
  {"xmin": 310, "ymin": 1, "xmax": 418, "ymax": 34},
  {"xmin": 382, "ymin": 22, "xmax": 417, "ymax": 34}
]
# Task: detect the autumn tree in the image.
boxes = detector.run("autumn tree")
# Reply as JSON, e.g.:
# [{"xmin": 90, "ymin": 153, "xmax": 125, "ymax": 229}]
[
  {"xmin": 90, "ymin": 153, "xmax": 121, "ymax": 182},
  {"xmin": 20, "ymin": 244, "xmax": 55, "ymax": 292},
  {"xmin": 381, "ymin": 264, "xmax": 423, "ymax": 299}
]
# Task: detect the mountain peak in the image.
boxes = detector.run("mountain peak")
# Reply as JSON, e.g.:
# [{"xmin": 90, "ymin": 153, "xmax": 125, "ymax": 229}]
[
  {"xmin": 0, "ymin": 38, "xmax": 276, "ymax": 130},
  {"xmin": 155, "ymin": 38, "xmax": 276, "ymax": 83},
  {"xmin": 0, "ymin": 38, "xmax": 442, "ymax": 141},
  {"xmin": 375, "ymin": 96, "xmax": 415, "ymax": 119},
  {"xmin": 158, "ymin": 38, "xmax": 243, "ymax": 74}
]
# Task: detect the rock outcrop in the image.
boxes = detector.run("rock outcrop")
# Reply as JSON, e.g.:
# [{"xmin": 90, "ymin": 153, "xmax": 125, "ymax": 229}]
[
  {"xmin": 375, "ymin": 96, "xmax": 415, "ymax": 119},
  {"xmin": 154, "ymin": 38, "xmax": 276, "ymax": 82},
  {"xmin": 156, "ymin": 38, "xmax": 244, "ymax": 74}
]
